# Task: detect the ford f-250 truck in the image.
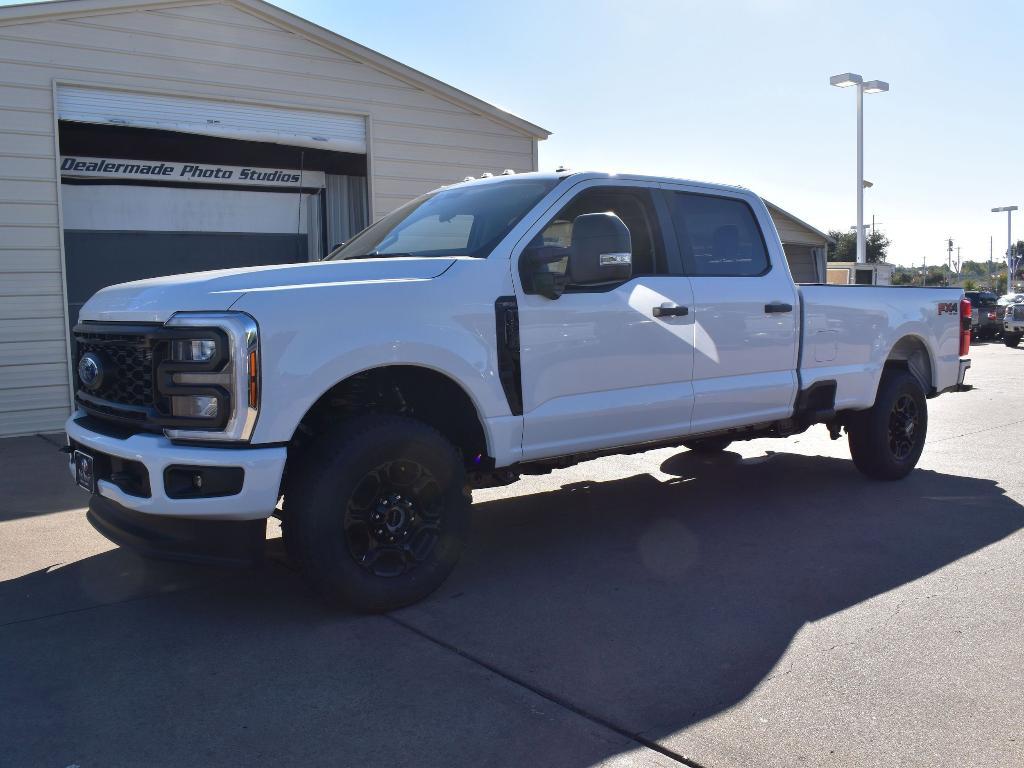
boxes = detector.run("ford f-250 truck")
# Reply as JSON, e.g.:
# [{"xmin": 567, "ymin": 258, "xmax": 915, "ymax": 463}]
[{"xmin": 66, "ymin": 171, "xmax": 972, "ymax": 612}]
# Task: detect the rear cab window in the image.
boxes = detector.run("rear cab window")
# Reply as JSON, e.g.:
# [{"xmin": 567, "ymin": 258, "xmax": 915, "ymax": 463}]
[{"xmin": 666, "ymin": 191, "xmax": 770, "ymax": 277}]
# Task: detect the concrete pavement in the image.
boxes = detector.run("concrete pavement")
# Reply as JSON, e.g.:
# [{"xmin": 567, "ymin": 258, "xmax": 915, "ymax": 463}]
[{"xmin": 1, "ymin": 341, "xmax": 1021, "ymax": 767}]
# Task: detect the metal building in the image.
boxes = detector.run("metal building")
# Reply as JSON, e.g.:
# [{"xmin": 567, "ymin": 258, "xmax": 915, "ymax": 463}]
[{"xmin": 0, "ymin": 0, "xmax": 549, "ymax": 436}]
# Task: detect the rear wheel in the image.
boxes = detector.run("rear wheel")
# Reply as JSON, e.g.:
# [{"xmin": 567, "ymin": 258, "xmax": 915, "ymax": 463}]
[
  {"xmin": 284, "ymin": 414, "xmax": 470, "ymax": 612},
  {"xmin": 683, "ymin": 436, "xmax": 733, "ymax": 453},
  {"xmin": 847, "ymin": 369, "xmax": 927, "ymax": 481},
  {"xmin": 1005, "ymin": 333, "xmax": 1021, "ymax": 348}
]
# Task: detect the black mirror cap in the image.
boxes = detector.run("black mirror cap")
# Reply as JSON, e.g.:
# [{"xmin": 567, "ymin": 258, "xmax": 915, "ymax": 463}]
[{"xmin": 568, "ymin": 212, "xmax": 632, "ymax": 285}]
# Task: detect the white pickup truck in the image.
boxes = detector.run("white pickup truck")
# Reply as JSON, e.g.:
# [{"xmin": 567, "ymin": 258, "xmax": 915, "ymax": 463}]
[{"xmin": 66, "ymin": 171, "xmax": 972, "ymax": 611}]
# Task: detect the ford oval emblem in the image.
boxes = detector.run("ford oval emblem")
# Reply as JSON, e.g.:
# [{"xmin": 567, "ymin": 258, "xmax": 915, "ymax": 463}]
[{"xmin": 78, "ymin": 352, "xmax": 104, "ymax": 390}]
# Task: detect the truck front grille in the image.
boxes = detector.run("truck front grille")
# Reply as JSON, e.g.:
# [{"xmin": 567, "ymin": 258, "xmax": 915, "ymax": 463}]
[
  {"xmin": 73, "ymin": 325, "xmax": 162, "ymax": 430},
  {"xmin": 1013, "ymin": 305, "xmax": 1024, "ymax": 321},
  {"xmin": 75, "ymin": 335, "xmax": 154, "ymax": 407}
]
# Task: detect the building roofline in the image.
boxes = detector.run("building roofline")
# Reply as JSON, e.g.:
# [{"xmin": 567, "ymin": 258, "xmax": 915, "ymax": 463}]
[
  {"xmin": 0, "ymin": 0, "xmax": 552, "ymax": 140},
  {"xmin": 763, "ymin": 199, "xmax": 834, "ymax": 244}
]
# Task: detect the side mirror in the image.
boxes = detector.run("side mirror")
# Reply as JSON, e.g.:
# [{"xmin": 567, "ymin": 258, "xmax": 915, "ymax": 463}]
[
  {"xmin": 520, "ymin": 212, "xmax": 633, "ymax": 300},
  {"xmin": 566, "ymin": 212, "xmax": 632, "ymax": 286}
]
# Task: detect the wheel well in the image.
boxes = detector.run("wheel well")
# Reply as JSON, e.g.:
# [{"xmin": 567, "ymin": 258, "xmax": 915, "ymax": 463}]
[
  {"xmin": 885, "ymin": 336, "xmax": 933, "ymax": 394},
  {"xmin": 287, "ymin": 366, "xmax": 489, "ymax": 476}
]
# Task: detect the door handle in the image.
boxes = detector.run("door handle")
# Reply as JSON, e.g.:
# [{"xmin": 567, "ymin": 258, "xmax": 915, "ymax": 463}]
[
  {"xmin": 764, "ymin": 302, "xmax": 793, "ymax": 314},
  {"xmin": 652, "ymin": 305, "xmax": 689, "ymax": 317}
]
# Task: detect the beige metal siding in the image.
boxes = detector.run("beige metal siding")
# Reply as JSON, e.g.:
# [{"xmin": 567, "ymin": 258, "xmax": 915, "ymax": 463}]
[
  {"xmin": 0, "ymin": 0, "xmax": 539, "ymax": 436},
  {"xmin": 769, "ymin": 212, "xmax": 827, "ymax": 247}
]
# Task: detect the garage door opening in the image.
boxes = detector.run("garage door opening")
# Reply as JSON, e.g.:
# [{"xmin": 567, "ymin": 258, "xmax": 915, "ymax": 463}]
[{"xmin": 58, "ymin": 120, "xmax": 369, "ymax": 331}]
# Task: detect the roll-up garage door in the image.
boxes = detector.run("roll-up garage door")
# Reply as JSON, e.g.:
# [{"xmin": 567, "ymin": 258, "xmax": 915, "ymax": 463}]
[{"xmin": 57, "ymin": 86, "xmax": 366, "ymax": 154}]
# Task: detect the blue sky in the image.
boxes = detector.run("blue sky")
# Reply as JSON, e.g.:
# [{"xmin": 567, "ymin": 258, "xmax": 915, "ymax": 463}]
[
  {"xmin": 7, "ymin": 0, "xmax": 1021, "ymax": 267},
  {"xmin": 274, "ymin": 0, "xmax": 1021, "ymax": 268}
]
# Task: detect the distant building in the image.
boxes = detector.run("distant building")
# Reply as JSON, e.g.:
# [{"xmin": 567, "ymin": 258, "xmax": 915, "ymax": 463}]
[
  {"xmin": 826, "ymin": 262, "xmax": 896, "ymax": 286},
  {"xmin": 764, "ymin": 202, "xmax": 833, "ymax": 284},
  {"xmin": 0, "ymin": 0, "xmax": 549, "ymax": 436}
]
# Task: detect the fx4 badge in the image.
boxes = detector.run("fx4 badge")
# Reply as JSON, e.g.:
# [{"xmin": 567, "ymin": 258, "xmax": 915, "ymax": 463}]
[{"xmin": 938, "ymin": 302, "xmax": 958, "ymax": 315}]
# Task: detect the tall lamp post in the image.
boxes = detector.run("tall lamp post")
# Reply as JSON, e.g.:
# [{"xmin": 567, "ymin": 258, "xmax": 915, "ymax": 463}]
[
  {"xmin": 992, "ymin": 206, "xmax": 1018, "ymax": 295},
  {"xmin": 830, "ymin": 73, "xmax": 889, "ymax": 264}
]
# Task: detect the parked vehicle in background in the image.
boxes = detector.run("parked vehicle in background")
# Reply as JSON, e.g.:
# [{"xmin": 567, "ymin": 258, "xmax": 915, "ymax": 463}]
[
  {"xmin": 997, "ymin": 292, "xmax": 1024, "ymax": 306},
  {"xmin": 64, "ymin": 170, "xmax": 973, "ymax": 612},
  {"xmin": 965, "ymin": 291, "xmax": 1003, "ymax": 340},
  {"xmin": 1003, "ymin": 300, "xmax": 1024, "ymax": 347}
]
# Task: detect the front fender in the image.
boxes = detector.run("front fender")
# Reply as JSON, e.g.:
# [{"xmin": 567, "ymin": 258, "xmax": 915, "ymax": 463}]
[{"xmin": 230, "ymin": 261, "xmax": 515, "ymax": 452}]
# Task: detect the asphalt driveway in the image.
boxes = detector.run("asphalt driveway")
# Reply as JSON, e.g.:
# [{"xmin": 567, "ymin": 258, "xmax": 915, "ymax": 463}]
[{"xmin": 2, "ymin": 341, "xmax": 1021, "ymax": 768}]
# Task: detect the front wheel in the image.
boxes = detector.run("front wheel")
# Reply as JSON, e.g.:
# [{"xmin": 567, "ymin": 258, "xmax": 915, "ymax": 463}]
[
  {"xmin": 847, "ymin": 369, "xmax": 928, "ymax": 481},
  {"xmin": 284, "ymin": 414, "xmax": 470, "ymax": 613},
  {"xmin": 1005, "ymin": 333, "xmax": 1021, "ymax": 348}
]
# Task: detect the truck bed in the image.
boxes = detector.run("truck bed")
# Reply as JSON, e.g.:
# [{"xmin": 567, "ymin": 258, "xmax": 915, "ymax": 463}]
[{"xmin": 797, "ymin": 284, "xmax": 965, "ymax": 411}]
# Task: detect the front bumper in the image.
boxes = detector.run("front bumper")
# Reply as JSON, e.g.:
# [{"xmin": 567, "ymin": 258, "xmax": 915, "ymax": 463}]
[
  {"xmin": 1004, "ymin": 320, "xmax": 1024, "ymax": 333},
  {"xmin": 66, "ymin": 412, "xmax": 286, "ymax": 521},
  {"xmin": 87, "ymin": 494, "xmax": 266, "ymax": 567}
]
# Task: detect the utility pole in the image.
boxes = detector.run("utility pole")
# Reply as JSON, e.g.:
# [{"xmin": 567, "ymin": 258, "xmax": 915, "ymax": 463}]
[
  {"xmin": 956, "ymin": 246, "xmax": 961, "ymax": 277},
  {"xmin": 947, "ymin": 237, "xmax": 953, "ymax": 272},
  {"xmin": 990, "ymin": 236, "xmax": 994, "ymax": 287}
]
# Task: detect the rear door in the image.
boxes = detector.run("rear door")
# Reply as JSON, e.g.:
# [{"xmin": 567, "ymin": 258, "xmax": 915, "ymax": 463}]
[
  {"xmin": 662, "ymin": 186, "xmax": 800, "ymax": 434},
  {"xmin": 514, "ymin": 179, "xmax": 696, "ymax": 460}
]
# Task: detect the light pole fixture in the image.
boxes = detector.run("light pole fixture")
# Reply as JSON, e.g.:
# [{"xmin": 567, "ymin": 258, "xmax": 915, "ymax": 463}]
[
  {"xmin": 992, "ymin": 206, "xmax": 1019, "ymax": 294},
  {"xmin": 830, "ymin": 73, "xmax": 889, "ymax": 264}
]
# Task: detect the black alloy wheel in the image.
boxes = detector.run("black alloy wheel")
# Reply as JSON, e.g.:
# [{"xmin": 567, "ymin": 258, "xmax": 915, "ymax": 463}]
[
  {"xmin": 344, "ymin": 460, "xmax": 442, "ymax": 578},
  {"xmin": 284, "ymin": 414, "xmax": 470, "ymax": 612},
  {"xmin": 887, "ymin": 394, "xmax": 920, "ymax": 461},
  {"xmin": 847, "ymin": 368, "xmax": 928, "ymax": 481}
]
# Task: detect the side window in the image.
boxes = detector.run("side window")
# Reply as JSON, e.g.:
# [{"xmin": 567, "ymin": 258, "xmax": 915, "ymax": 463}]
[
  {"xmin": 530, "ymin": 186, "xmax": 664, "ymax": 280},
  {"xmin": 668, "ymin": 192, "xmax": 770, "ymax": 277}
]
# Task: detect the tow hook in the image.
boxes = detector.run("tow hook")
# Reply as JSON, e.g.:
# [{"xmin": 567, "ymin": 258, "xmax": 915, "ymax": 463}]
[{"xmin": 827, "ymin": 422, "xmax": 843, "ymax": 440}]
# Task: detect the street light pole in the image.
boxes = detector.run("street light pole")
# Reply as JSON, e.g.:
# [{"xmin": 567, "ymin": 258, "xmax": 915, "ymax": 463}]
[
  {"xmin": 830, "ymin": 73, "xmax": 889, "ymax": 265},
  {"xmin": 992, "ymin": 206, "xmax": 1018, "ymax": 294},
  {"xmin": 856, "ymin": 83, "xmax": 864, "ymax": 264}
]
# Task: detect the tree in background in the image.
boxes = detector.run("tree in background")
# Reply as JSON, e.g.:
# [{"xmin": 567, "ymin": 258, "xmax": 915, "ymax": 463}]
[
  {"xmin": 827, "ymin": 229, "xmax": 890, "ymax": 263},
  {"xmin": 891, "ymin": 268, "xmax": 915, "ymax": 285},
  {"xmin": 925, "ymin": 266, "xmax": 949, "ymax": 286},
  {"xmin": 827, "ymin": 230, "xmax": 855, "ymax": 262},
  {"xmin": 962, "ymin": 278, "xmax": 977, "ymax": 291},
  {"xmin": 959, "ymin": 260, "xmax": 989, "ymax": 280}
]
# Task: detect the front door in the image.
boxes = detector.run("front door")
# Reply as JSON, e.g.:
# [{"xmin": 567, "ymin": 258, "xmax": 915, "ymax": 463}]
[{"xmin": 514, "ymin": 181, "xmax": 696, "ymax": 460}]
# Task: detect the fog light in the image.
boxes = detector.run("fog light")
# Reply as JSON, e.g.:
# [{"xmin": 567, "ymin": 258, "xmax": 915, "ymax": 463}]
[
  {"xmin": 171, "ymin": 395, "xmax": 218, "ymax": 418},
  {"xmin": 171, "ymin": 339, "xmax": 217, "ymax": 362}
]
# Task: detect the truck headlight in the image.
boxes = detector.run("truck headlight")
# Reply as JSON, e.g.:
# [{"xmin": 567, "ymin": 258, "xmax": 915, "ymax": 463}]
[
  {"xmin": 171, "ymin": 338, "xmax": 218, "ymax": 362},
  {"xmin": 159, "ymin": 312, "xmax": 259, "ymax": 443},
  {"xmin": 171, "ymin": 394, "xmax": 219, "ymax": 419}
]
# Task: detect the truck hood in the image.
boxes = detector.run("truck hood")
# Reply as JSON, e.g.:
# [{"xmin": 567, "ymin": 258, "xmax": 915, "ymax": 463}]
[{"xmin": 78, "ymin": 258, "xmax": 456, "ymax": 323}]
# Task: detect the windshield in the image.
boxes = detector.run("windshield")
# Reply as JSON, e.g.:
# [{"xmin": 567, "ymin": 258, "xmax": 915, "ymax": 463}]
[{"xmin": 328, "ymin": 178, "xmax": 559, "ymax": 260}]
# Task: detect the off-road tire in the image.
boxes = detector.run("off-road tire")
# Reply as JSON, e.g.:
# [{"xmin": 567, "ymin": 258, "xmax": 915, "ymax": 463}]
[
  {"xmin": 682, "ymin": 436, "xmax": 733, "ymax": 453},
  {"xmin": 1005, "ymin": 333, "xmax": 1021, "ymax": 348},
  {"xmin": 284, "ymin": 413, "xmax": 470, "ymax": 612},
  {"xmin": 847, "ymin": 368, "xmax": 927, "ymax": 481}
]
